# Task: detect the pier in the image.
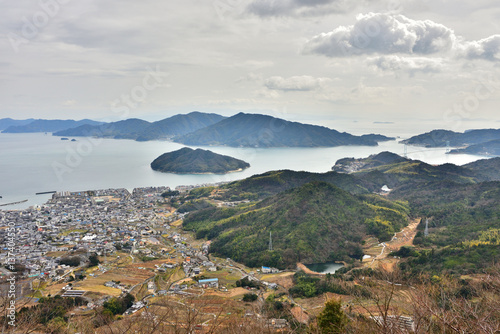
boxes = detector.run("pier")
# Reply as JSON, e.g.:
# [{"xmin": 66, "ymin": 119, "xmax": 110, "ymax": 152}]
[
  {"xmin": 0, "ymin": 199, "xmax": 28, "ymax": 207},
  {"xmin": 36, "ymin": 191, "xmax": 57, "ymax": 195}
]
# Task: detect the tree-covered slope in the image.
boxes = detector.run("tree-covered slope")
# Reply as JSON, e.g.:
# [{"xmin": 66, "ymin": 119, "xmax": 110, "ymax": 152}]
[
  {"xmin": 151, "ymin": 147, "xmax": 250, "ymax": 174},
  {"xmin": 175, "ymin": 112, "xmax": 391, "ymax": 147},
  {"xmin": 184, "ymin": 182, "xmax": 409, "ymax": 269},
  {"xmin": 220, "ymin": 169, "xmax": 376, "ymax": 201},
  {"xmin": 463, "ymin": 157, "xmax": 500, "ymax": 181}
]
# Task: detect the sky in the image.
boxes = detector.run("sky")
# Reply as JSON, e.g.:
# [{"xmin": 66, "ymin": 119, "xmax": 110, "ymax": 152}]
[{"xmin": 1, "ymin": 0, "xmax": 499, "ymax": 132}]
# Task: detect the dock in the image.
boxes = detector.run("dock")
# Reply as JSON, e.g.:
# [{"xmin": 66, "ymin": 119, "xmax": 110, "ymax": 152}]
[
  {"xmin": 36, "ymin": 191, "xmax": 56, "ymax": 195},
  {"xmin": 0, "ymin": 199, "xmax": 28, "ymax": 207}
]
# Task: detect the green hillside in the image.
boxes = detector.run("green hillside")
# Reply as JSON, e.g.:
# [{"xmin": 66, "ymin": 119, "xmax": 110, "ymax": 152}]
[
  {"xmin": 220, "ymin": 169, "xmax": 374, "ymax": 201},
  {"xmin": 463, "ymin": 157, "xmax": 500, "ymax": 181},
  {"xmin": 184, "ymin": 181, "xmax": 409, "ymax": 269}
]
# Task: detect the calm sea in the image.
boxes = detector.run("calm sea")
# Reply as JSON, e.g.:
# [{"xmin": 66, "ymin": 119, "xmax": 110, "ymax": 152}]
[{"xmin": 0, "ymin": 131, "xmax": 486, "ymax": 210}]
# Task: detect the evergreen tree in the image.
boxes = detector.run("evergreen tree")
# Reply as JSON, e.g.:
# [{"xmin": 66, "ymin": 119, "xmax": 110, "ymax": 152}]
[{"xmin": 316, "ymin": 299, "xmax": 347, "ymax": 334}]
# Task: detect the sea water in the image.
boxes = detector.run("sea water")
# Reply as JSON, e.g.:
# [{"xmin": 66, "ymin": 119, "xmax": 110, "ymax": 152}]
[{"xmin": 0, "ymin": 132, "xmax": 486, "ymax": 210}]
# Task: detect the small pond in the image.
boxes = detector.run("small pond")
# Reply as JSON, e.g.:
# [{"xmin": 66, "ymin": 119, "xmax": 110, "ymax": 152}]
[{"xmin": 305, "ymin": 262, "xmax": 344, "ymax": 274}]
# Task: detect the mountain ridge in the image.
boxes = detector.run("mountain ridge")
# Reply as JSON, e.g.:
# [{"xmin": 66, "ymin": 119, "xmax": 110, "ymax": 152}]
[
  {"xmin": 174, "ymin": 112, "xmax": 394, "ymax": 147},
  {"xmin": 2, "ymin": 119, "xmax": 103, "ymax": 133},
  {"xmin": 54, "ymin": 112, "xmax": 225, "ymax": 141}
]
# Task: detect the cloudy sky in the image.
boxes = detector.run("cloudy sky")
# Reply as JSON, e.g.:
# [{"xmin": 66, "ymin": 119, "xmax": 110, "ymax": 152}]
[{"xmin": 1, "ymin": 0, "xmax": 499, "ymax": 132}]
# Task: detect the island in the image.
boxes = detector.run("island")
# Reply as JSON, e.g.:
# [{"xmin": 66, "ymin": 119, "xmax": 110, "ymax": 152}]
[
  {"xmin": 150, "ymin": 147, "xmax": 250, "ymax": 174},
  {"xmin": 174, "ymin": 112, "xmax": 394, "ymax": 147},
  {"xmin": 449, "ymin": 139, "xmax": 500, "ymax": 156}
]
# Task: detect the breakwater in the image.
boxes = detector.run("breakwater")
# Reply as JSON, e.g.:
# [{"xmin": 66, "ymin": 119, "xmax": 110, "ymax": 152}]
[{"xmin": 0, "ymin": 199, "xmax": 28, "ymax": 207}]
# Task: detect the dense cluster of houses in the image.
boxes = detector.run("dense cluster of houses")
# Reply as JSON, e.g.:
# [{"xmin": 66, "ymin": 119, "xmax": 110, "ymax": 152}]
[{"xmin": 0, "ymin": 186, "xmax": 175, "ymax": 280}]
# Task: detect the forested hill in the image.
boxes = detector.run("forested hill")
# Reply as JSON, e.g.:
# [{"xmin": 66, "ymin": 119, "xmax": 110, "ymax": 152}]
[
  {"xmin": 183, "ymin": 181, "xmax": 409, "ymax": 268},
  {"xmin": 151, "ymin": 147, "xmax": 250, "ymax": 174},
  {"xmin": 179, "ymin": 153, "xmax": 500, "ymax": 273},
  {"xmin": 175, "ymin": 112, "xmax": 393, "ymax": 147}
]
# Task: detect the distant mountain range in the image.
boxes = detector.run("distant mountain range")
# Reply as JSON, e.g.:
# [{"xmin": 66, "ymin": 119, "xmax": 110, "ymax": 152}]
[
  {"xmin": 54, "ymin": 118, "xmax": 152, "ymax": 140},
  {"xmin": 1, "ymin": 119, "xmax": 103, "ymax": 133},
  {"xmin": 54, "ymin": 112, "xmax": 225, "ymax": 141},
  {"xmin": 151, "ymin": 147, "xmax": 250, "ymax": 174},
  {"xmin": 0, "ymin": 118, "xmax": 35, "ymax": 131},
  {"xmin": 174, "ymin": 112, "xmax": 394, "ymax": 147},
  {"xmin": 2, "ymin": 112, "xmax": 395, "ymax": 148}
]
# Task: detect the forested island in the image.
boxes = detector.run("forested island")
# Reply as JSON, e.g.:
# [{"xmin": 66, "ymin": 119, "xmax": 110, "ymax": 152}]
[{"xmin": 151, "ymin": 147, "xmax": 250, "ymax": 174}]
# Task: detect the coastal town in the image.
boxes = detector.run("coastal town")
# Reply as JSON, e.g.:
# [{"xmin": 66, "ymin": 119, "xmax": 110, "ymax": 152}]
[{"xmin": 0, "ymin": 184, "xmax": 289, "ymax": 331}]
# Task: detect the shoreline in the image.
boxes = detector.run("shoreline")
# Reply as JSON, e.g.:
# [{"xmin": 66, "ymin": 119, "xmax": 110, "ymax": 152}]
[{"xmin": 151, "ymin": 166, "xmax": 249, "ymax": 175}]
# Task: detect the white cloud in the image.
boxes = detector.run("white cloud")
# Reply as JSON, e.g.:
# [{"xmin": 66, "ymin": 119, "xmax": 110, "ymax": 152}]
[
  {"xmin": 367, "ymin": 55, "xmax": 445, "ymax": 74},
  {"xmin": 264, "ymin": 75, "xmax": 331, "ymax": 91},
  {"xmin": 303, "ymin": 13, "xmax": 456, "ymax": 57},
  {"xmin": 459, "ymin": 35, "xmax": 500, "ymax": 61}
]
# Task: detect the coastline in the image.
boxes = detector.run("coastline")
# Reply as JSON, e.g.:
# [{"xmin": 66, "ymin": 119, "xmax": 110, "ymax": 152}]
[{"xmin": 151, "ymin": 167, "xmax": 249, "ymax": 175}]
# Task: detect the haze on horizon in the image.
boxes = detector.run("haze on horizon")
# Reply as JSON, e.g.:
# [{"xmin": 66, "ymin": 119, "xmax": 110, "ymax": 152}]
[{"xmin": 1, "ymin": 0, "xmax": 499, "ymax": 132}]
